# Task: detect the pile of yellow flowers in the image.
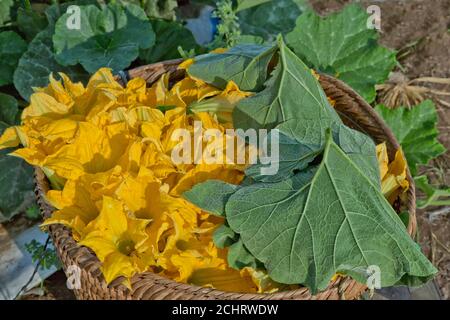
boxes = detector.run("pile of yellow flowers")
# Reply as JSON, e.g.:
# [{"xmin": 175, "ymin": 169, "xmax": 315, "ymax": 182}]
[
  {"xmin": 0, "ymin": 64, "xmax": 409, "ymax": 293},
  {"xmin": 0, "ymin": 67, "xmax": 285, "ymax": 292}
]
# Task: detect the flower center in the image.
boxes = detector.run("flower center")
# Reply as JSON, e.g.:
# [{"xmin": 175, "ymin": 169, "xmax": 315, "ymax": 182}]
[{"xmin": 117, "ymin": 239, "xmax": 135, "ymax": 256}]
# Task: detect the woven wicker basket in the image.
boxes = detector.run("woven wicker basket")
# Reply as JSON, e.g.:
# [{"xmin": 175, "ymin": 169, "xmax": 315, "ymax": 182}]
[{"xmin": 35, "ymin": 59, "xmax": 416, "ymax": 300}]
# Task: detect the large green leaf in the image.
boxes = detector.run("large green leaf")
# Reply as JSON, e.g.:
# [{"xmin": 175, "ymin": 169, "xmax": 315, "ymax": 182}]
[
  {"xmin": 245, "ymin": 124, "xmax": 380, "ymax": 185},
  {"xmin": 0, "ymin": 31, "xmax": 27, "ymax": 86},
  {"xmin": 213, "ymin": 223, "xmax": 238, "ymax": 249},
  {"xmin": 183, "ymin": 179, "xmax": 239, "ymax": 217},
  {"xmin": 0, "ymin": 94, "xmax": 34, "ymax": 222},
  {"xmin": 183, "ymin": 37, "xmax": 435, "ymax": 292},
  {"xmin": 227, "ymin": 238, "xmax": 262, "ymax": 270},
  {"xmin": 13, "ymin": 3, "xmax": 90, "ymax": 101},
  {"xmin": 236, "ymin": 34, "xmax": 265, "ymax": 45},
  {"xmin": 0, "ymin": 0, "xmax": 14, "ymax": 26},
  {"xmin": 0, "ymin": 93, "xmax": 19, "ymax": 125},
  {"xmin": 244, "ymin": 129, "xmax": 321, "ymax": 183},
  {"xmin": 192, "ymin": 39, "xmax": 360, "ymax": 185},
  {"xmin": 187, "ymin": 44, "xmax": 275, "ymax": 91},
  {"xmin": 233, "ymin": 37, "xmax": 341, "ymax": 136},
  {"xmin": 53, "ymin": 3, "xmax": 155, "ymax": 73},
  {"xmin": 14, "ymin": 27, "xmax": 88, "ymax": 101},
  {"xmin": 237, "ymin": 0, "xmax": 307, "ymax": 42},
  {"xmin": 375, "ymin": 100, "xmax": 446, "ymax": 176},
  {"xmin": 331, "ymin": 125, "xmax": 381, "ymax": 187},
  {"xmin": 0, "ymin": 149, "xmax": 35, "ymax": 222},
  {"xmin": 183, "ymin": 179, "xmax": 259, "ymax": 269},
  {"xmin": 286, "ymin": 4, "xmax": 396, "ymax": 103},
  {"xmin": 235, "ymin": 0, "xmax": 271, "ymax": 12},
  {"xmin": 17, "ymin": 7, "xmax": 48, "ymax": 41},
  {"xmin": 226, "ymin": 131, "xmax": 437, "ymax": 292},
  {"xmin": 140, "ymin": 19, "xmax": 197, "ymax": 64}
]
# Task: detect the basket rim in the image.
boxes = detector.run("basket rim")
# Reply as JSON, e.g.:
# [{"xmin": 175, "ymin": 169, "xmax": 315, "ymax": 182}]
[{"xmin": 35, "ymin": 60, "xmax": 416, "ymax": 300}]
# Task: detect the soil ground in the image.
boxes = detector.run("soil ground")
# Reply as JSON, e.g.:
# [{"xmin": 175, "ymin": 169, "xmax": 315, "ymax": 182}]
[
  {"xmin": 310, "ymin": 0, "xmax": 450, "ymax": 300},
  {"xmin": 4, "ymin": 0, "xmax": 450, "ymax": 300}
]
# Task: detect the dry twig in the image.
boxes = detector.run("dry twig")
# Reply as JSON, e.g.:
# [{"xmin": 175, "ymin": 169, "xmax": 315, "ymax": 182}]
[{"xmin": 376, "ymin": 73, "xmax": 450, "ymax": 108}]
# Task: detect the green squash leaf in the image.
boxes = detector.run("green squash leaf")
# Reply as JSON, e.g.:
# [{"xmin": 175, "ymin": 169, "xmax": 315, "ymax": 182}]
[
  {"xmin": 414, "ymin": 175, "xmax": 450, "ymax": 209},
  {"xmin": 237, "ymin": 0, "xmax": 307, "ymax": 42},
  {"xmin": 0, "ymin": 94, "xmax": 34, "ymax": 222},
  {"xmin": 14, "ymin": 27, "xmax": 88, "ymax": 101},
  {"xmin": 0, "ymin": 31, "xmax": 27, "ymax": 86},
  {"xmin": 233, "ymin": 37, "xmax": 341, "ymax": 135},
  {"xmin": 213, "ymin": 224, "xmax": 238, "ymax": 249},
  {"xmin": 236, "ymin": 34, "xmax": 265, "ymax": 45},
  {"xmin": 226, "ymin": 131, "xmax": 437, "ymax": 292},
  {"xmin": 398, "ymin": 212, "xmax": 410, "ymax": 229},
  {"xmin": 227, "ymin": 238, "xmax": 262, "ymax": 270},
  {"xmin": 285, "ymin": 4, "xmax": 396, "ymax": 103},
  {"xmin": 140, "ymin": 19, "xmax": 197, "ymax": 64},
  {"xmin": 53, "ymin": 3, "xmax": 155, "ymax": 73},
  {"xmin": 16, "ymin": 7, "xmax": 48, "ymax": 41},
  {"xmin": 0, "ymin": 93, "xmax": 19, "ymax": 125},
  {"xmin": 187, "ymin": 44, "xmax": 276, "ymax": 91},
  {"xmin": 14, "ymin": 3, "xmax": 89, "ymax": 101},
  {"xmin": 375, "ymin": 100, "xmax": 446, "ymax": 175},
  {"xmin": 0, "ymin": 0, "xmax": 14, "ymax": 27},
  {"xmin": 246, "ymin": 124, "xmax": 380, "ymax": 185},
  {"xmin": 234, "ymin": 0, "xmax": 272, "ymax": 12},
  {"xmin": 235, "ymin": 0, "xmax": 271, "ymax": 13},
  {"xmin": 183, "ymin": 179, "xmax": 239, "ymax": 217},
  {"xmin": 331, "ymin": 124, "xmax": 381, "ymax": 187},
  {"xmin": 0, "ymin": 149, "xmax": 35, "ymax": 222},
  {"xmin": 244, "ymin": 129, "xmax": 321, "ymax": 183}
]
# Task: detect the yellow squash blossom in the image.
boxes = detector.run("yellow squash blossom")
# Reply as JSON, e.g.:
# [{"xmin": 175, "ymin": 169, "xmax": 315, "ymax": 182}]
[
  {"xmin": 147, "ymin": 73, "xmax": 187, "ymax": 109},
  {"xmin": 79, "ymin": 196, "xmax": 151, "ymax": 288},
  {"xmin": 178, "ymin": 58, "xmax": 195, "ymax": 70},
  {"xmin": 170, "ymin": 163, "xmax": 243, "ymax": 196},
  {"xmin": 42, "ymin": 166, "xmax": 124, "ymax": 240},
  {"xmin": 41, "ymin": 122, "xmax": 130, "ymax": 180},
  {"xmin": 170, "ymin": 76, "xmax": 221, "ymax": 105},
  {"xmin": 0, "ymin": 127, "xmax": 20, "ymax": 149},
  {"xmin": 376, "ymin": 142, "xmax": 409, "ymax": 203},
  {"xmin": 115, "ymin": 170, "xmax": 161, "ymax": 220}
]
